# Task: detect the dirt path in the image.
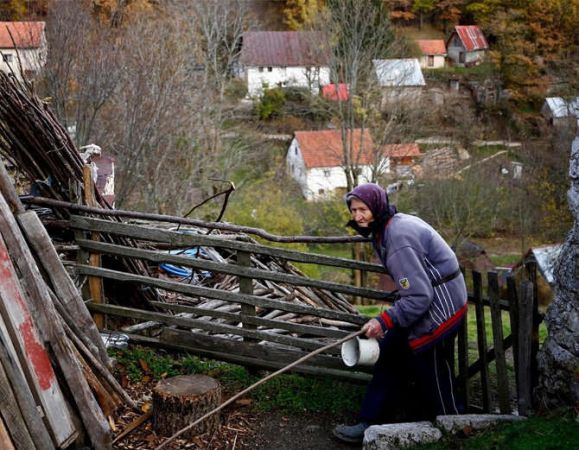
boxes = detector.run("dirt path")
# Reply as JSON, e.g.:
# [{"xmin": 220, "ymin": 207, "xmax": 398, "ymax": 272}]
[{"xmin": 251, "ymin": 410, "xmax": 361, "ymax": 450}]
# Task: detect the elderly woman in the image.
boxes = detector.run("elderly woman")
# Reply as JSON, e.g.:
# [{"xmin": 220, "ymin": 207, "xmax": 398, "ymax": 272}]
[{"xmin": 334, "ymin": 183, "xmax": 468, "ymax": 444}]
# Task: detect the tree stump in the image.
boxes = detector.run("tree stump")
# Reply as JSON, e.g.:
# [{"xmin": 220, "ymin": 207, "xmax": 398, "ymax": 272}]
[{"xmin": 152, "ymin": 375, "xmax": 222, "ymax": 438}]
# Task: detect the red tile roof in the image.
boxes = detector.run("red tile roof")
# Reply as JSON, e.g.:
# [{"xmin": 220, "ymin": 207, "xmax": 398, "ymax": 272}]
[
  {"xmin": 240, "ymin": 31, "xmax": 330, "ymax": 67},
  {"xmin": 295, "ymin": 129, "xmax": 375, "ymax": 169},
  {"xmin": 416, "ymin": 39, "xmax": 447, "ymax": 56},
  {"xmin": 0, "ymin": 21, "xmax": 45, "ymax": 49},
  {"xmin": 321, "ymin": 83, "xmax": 349, "ymax": 101},
  {"xmin": 381, "ymin": 143, "xmax": 421, "ymax": 158},
  {"xmin": 451, "ymin": 25, "xmax": 488, "ymax": 52}
]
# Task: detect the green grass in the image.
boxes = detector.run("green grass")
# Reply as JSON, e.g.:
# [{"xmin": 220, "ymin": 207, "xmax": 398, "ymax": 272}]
[
  {"xmin": 489, "ymin": 253, "xmax": 522, "ymax": 267},
  {"xmin": 110, "ymin": 347, "xmax": 364, "ymax": 415},
  {"xmin": 416, "ymin": 411, "xmax": 578, "ymax": 450}
]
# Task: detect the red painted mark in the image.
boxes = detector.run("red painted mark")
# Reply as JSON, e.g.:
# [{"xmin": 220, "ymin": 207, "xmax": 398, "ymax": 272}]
[{"xmin": 20, "ymin": 318, "xmax": 54, "ymax": 390}]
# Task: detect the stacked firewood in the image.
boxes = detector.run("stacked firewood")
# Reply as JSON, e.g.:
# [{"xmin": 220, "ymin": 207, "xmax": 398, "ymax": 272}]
[
  {"xmin": 0, "ymin": 72, "xmax": 158, "ymax": 308},
  {"xmin": 0, "ymin": 164, "xmax": 134, "ymax": 450}
]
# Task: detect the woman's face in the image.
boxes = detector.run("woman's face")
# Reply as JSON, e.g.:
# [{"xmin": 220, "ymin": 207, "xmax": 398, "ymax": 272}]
[{"xmin": 349, "ymin": 198, "xmax": 374, "ymax": 227}]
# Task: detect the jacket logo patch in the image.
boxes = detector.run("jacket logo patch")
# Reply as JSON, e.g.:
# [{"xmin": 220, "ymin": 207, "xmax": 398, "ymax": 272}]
[{"xmin": 399, "ymin": 278, "xmax": 410, "ymax": 289}]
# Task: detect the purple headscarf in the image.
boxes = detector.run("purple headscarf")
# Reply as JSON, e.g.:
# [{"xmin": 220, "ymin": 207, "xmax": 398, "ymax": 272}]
[{"xmin": 345, "ymin": 183, "xmax": 397, "ymax": 236}]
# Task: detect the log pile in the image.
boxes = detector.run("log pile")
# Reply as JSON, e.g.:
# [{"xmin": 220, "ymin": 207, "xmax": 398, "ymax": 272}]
[
  {"xmin": 0, "ymin": 163, "xmax": 135, "ymax": 450},
  {"xmin": 0, "ymin": 71, "xmax": 158, "ymax": 308}
]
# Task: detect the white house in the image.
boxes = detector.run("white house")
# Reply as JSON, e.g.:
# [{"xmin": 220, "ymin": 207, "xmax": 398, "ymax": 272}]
[
  {"xmin": 541, "ymin": 97, "xmax": 579, "ymax": 127},
  {"xmin": 287, "ymin": 129, "xmax": 389, "ymax": 200},
  {"xmin": 446, "ymin": 25, "xmax": 488, "ymax": 67},
  {"xmin": 0, "ymin": 21, "xmax": 46, "ymax": 81},
  {"xmin": 373, "ymin": 58, "xmax": 425, "ymax": 106},
  {"xmin": 416, "ymin": 39, "xmax": 446, "ymax": 69},
  {"xmin": 238, "ymin": 31, "xmax": 330, "ymax": 97}
]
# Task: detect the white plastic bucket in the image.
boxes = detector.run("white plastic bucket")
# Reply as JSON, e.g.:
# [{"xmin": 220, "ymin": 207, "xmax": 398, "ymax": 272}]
[{"xmin": 341, "ymin": 337, "xmax": 380, "ymax": 367}]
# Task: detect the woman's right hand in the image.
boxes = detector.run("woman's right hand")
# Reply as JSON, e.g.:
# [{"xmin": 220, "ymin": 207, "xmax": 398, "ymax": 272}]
[{"xmin": 361, "ymin": 318, "xmax": 384, "ymax": 339}]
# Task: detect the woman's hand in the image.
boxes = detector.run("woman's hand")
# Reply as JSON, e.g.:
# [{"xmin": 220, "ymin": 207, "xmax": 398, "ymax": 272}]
[{"xmin": 362, "ymin": 318, "xmax": 384, "ymax": 339}]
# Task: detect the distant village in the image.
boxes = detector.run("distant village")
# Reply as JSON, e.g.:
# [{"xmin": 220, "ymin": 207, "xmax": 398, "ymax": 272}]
[{"xmin": 1, "ymin": 19, "xmax": 577, "ymax": 204}]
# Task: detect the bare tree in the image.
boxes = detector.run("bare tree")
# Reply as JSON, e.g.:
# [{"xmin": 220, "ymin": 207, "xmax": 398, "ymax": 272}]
[
  {"xmin": 313, "ymin": 0, "xmax": 398, "ymax": 190},
  {"xmin": 41, "ymin": 0, "xmax": 122, "ymax": 147}
]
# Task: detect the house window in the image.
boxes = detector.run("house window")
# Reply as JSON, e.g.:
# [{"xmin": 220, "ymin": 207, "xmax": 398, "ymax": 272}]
[
  {"xmin": 323, "ymin": 169, "xmax": 331, "ymax": 177},
  {"xmin": 428, "ymin": 55, "xmax": 434, "ymax": 67},
  {"xmin": 258, "ymin": 67, "xmax": 264, "ymax": 73},
  {"xmin": 318, "ymin": 189, "xmax": 325, "ymax": 195},
  {"xmin": 267, "ymin": 67, "xmax": 273, "ymax": 72},
  {"xmin": 294, "ymin": 147, "xmax": 298, "ymax": 155},
  {"xmin": 2, "ymin": 53, "xmax": 12, "ymax": 63}
]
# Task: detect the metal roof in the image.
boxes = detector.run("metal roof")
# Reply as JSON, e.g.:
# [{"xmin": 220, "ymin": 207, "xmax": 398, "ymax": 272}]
[
  {"xmin": 240, "ymin": 31, "xmax": 330, "ymax": 67},
  {"xmin": 544, "ymin": 97, "xmax": 579, "ymax": 118},
  {"xmin": 449, "ymin": 25, "xmax": 488, "ymax": 52},
  {"xmin": 373, "ymin": 58, "xmax": 425, "ymax": 87}
]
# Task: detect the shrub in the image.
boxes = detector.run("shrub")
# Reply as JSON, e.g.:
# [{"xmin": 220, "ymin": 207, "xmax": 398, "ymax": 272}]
[{"xmin": 256, "ymin": 86, "xmax": 286, "ymax": 120}]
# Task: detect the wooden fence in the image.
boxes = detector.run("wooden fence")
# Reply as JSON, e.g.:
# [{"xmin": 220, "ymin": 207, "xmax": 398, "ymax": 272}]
[{"xmin": 68, "ymin": 214, "xmax": 540, "ymax": 415}]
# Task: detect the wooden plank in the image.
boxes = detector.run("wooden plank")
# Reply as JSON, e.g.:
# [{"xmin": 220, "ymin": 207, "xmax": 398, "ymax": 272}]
[
  {"xmin": 237, "ymin": 251, "xmax": 257, "ymax": 336},
  {"xmin": 83, "ymin": 166, "xmax": 105, "ymax": 329},
  {"xmin": 70, "ymin": 215, "xmax": 387, "ymax": 273},
  {"xmin": 150, "ymin": 301, "xmax": 350, "ymax": 339},
  {"xmin": 0, "ymin": 327, "xmax": 50, "ymax": 450},
  {"xmin": 86, "ymin": 302, "xmax": 340, "ymax": 353},
  {"xmin": 472, "ymin": 271, "xmax": 491, "ymax": 412},
  {"xmin": 73, "ymin": 264, "xmax": 367, "ymax": 325},
  {"xmin": 467, "ymin": 335, "xmax": 513, "ymax": 377},
  {"xmin": 506, "ymin": 276, "xmax": 519, "ymax": 388},
  {"xmin": 76, "ymin": 239, "xmax": 391, "ymax": 300},
  {"xmin": 0, "ymin": 414, "xmax": 16, "ymax": 450},
  {"xmin": 488, "ymin": 272, "xmax": 510, "ymax": 414},
  {"xmin": 161, "ymin": 328, "xmax": 346, "ymax": 369},
  {"xmin": 134, "ymin": 329, "xmax": 372, "ymax": 382},
  {"xmin": 0, "ymin": 232, "xmax": 77, "ymax": 447},
  {"xmin": 516, "ymin": 281, "xmax": 534, "ymax": 416},
  {"xmin": 457, "ymin": 310, "xmax": 469, "ymax": 411},
  {"xmin": 0, "ymin": 195, "xmax": 111, "ymax": 449},
  {"xmin": 17, "ymin": 212, "xmax": 109, "ymax": 367}
]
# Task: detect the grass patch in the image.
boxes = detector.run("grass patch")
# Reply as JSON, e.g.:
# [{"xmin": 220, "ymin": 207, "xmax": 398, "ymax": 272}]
[
  {"xmin": 357, "ymin": 304, "xmax": 386, "ymax": 317},
  {"xmin": 489, "ymin": 253, "xmax": 522, "ymax": 267},
  {"xmin": 417, "ymin": 411, "xmax": 578, "ymax": 450},
  {"xmin": 110, "ymin": 347, "xmax": 364, "ymax": 415}
]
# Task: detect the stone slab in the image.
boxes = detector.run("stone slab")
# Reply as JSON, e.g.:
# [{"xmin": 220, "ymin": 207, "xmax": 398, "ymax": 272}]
[
  {"xmin": 436, "ymin": 414, "xmax": 526, "ymax": 433},
  {"xmin": 363, "ymin": 421, "xmax": 442, "ymax": 450}
]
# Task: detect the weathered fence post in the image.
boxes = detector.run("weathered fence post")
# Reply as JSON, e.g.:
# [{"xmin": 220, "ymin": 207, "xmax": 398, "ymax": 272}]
[
  {"xmin": 488, "ymin": 272, "xmax": 510, "ymax": 413},
  {"xmin": 83, "ymin": 165, "xmax": 105, "ymax": 329},
  {"xmin": 473, "ymin": 271, "xmax": 491, "ymax": 412},
  {"xmin": 517, "ymin": 280, "xmax": 534, "ymax": 416},
  {"xmin": 506, "ymin": 276, "xmax": 520, "ymax": 391},
  {"xmin": 237, "ymin": 251, "xmax": 257, "ymax": 337}
]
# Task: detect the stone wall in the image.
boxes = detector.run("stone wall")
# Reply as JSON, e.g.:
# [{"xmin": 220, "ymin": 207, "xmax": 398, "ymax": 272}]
[{"xmin": 535, "ymin": 136, "xmax": 579, "ymax": 410}]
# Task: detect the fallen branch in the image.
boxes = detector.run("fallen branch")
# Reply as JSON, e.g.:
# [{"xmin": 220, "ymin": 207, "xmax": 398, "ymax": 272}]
[{"xmin": 22, "ymin": 196, "xmax": 367, "ymax": 244}]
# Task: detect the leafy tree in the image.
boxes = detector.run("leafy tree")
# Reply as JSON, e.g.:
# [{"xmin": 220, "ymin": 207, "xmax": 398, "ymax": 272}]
[
  {"xmin": 386, "ymin": 0, "xmax": 416, "ymax": 23},
  {"xmin": 282, "ymin": 0, "xmax": 325, "ymax": 30},
  {"xmin": 0, "ymin": 0, "xmax": 26, "ymax": 20},
  {"xmin": 435, "ymin": 0, "xmax": 464, "ymax": 33},
  {"xmin": 412, "ymin": 0, "xmax": 437, "ymax": 29}
]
